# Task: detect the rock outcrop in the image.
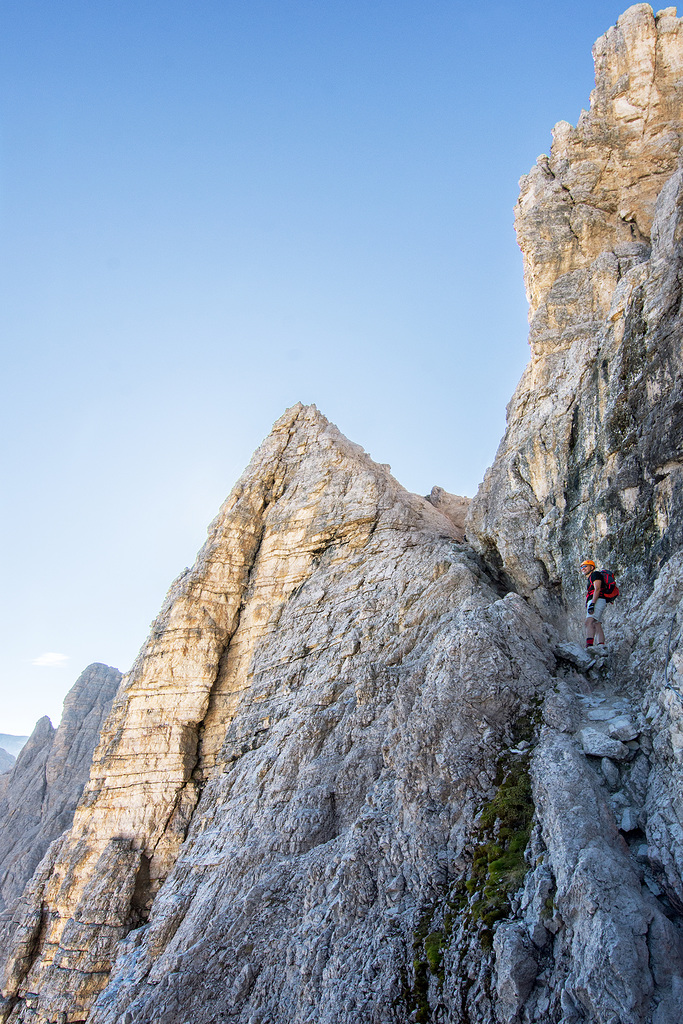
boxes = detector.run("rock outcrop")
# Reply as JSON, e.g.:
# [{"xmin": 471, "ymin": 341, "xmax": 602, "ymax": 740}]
[
  {"xmin": 464, "ymin": 5, "xmax": 683, "ymax": 1022},
  {"xmin": 468, "ymin": 3, "xmax": 683, "ymax": 626},
  {"xmin": 0, "ymin": 753, "xmax": 14, "ymax": 775},
  {"xmin": 426, "ymin": 487, "xmax": 470, "ymax": 541},
  {"xmin": 2, "ymin": 6, "xmax": 683, "ymax": 1024},
  {"xmin": 0, "ymin": 664, "xmax": 121, "ymax": 964},
  {"xmin": 0, "ymin": 405, "xmax": 558, "ymax": 1023}
]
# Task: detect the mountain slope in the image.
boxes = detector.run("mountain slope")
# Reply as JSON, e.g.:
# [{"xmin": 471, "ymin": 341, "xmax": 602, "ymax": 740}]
[{"xmin": 0, "ymin": 405, "xmax": 555, "ymax": 1023}]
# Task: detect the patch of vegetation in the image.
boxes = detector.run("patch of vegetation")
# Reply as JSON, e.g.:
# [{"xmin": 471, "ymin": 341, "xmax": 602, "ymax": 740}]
[
  {"xmin": 465, "ymin": 750, "xmax": 534, "ymax": 948},
  {"xmin": 402, "ymin": 710, "xmax": 539, "ymax": 1020},
  {"xmin": 410, "ymin": 907, "xmax": 440, "ymax": 1022},
  {"xmin": 424, "ymin": 930, "xmax": 445, "ymax": 974}
]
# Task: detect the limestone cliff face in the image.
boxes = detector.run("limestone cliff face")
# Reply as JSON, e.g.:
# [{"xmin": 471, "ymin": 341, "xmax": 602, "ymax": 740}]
[
  {"xmin": 464, "ymin": 4, "xmax": 683, "ymax": 1023},
  {"xmin": 518, "ymin": 4, "xmax": 683, "ymax": 321},
  {"xmin": 468, "ymin": 3, "xmax": 683, "ymax": 624},
  {"xmin": 0, "ymin": 665, "xmax": 120, "ymax": 962}
]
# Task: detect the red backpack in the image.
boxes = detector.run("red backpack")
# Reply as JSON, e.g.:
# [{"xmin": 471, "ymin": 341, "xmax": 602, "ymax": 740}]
[{"xmin": 599, "ymin": 569, "xmax": 620, "ymax": 602}]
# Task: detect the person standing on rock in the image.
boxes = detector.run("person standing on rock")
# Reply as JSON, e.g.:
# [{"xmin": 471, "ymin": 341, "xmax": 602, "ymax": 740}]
[{"xmin": 580, "ymin": 559, "xmax": 607, "ymax": 650}]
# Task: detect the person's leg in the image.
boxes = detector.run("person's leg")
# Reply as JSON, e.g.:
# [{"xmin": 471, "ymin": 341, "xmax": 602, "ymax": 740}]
[
  {"xmin": 586, "ymin": 615, "xmax": 596, "ymax": 645},
  {"xmin": 592, "ymin": 599, "xmax": 607, "ymax": 645}
]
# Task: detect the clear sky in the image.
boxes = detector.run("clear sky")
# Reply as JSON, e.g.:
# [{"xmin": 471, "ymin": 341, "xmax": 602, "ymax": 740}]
[{"xmin": 1, "ymin": 0, "xmax": 635, "ymax": 735}]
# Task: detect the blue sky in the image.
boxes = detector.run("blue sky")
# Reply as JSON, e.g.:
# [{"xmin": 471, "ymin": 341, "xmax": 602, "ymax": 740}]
[{"xmin": 1, "ymin": 0, "xmax": 634, "ymax": 735}]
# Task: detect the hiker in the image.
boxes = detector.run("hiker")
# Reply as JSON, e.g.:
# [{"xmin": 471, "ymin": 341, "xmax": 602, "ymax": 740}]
[{"xmin": 580, "ymin": 559, "xmax": 609, "ymax": 649}]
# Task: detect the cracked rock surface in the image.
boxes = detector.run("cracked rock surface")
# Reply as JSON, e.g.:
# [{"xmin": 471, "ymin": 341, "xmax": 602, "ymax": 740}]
[{"xmin": 467, "ymin": 4, "xmax": 683, "ymax": 626}]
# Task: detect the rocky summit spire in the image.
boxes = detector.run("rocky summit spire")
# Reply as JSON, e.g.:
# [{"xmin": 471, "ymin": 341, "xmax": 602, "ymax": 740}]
[
  {"xmin": 0, "ymin": 663, "xmax": 120, "ymax": 963},
  {"xmin": 3, "ymin": 402, "xmax": 504, "ymax": 1022},
  {"xmin": 517, "ymin": 4, "xmax": 683, "ymax": 320}
]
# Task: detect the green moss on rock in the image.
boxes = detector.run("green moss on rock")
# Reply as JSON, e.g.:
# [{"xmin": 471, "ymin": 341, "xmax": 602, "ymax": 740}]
[{"xmin": 403, "ymin": 714, "xmax": 538, "ymax": 1020}]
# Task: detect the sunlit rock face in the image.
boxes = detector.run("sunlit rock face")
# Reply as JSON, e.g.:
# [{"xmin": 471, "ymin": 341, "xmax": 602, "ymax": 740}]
[
  {"xmin": 518, "ymin": 3, "xmax": 683, "ymax": 320},
  {"xmin": 463, "ymin": 6, "xmax": 683, "ymax": 1024},
  {"xmin": 0, "ymin": 664, "xmax": 120, "ymax": 962},
  {"xmin": 0, "ymin": 405, "xmax": 554, "ymax": 1022},
  {"xmin": 468, "ymin": 4, "xmax": 683, "ymax": 626}
]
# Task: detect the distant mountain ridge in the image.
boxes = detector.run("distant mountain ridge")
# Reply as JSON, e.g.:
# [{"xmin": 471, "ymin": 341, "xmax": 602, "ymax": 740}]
[
  {"xmin": 0, "ymin": 663, "xmax": 121, "ymax": 968},
  {"xmin": 0, "ymin": 737, "xmax": 28, "ymax": 759}
]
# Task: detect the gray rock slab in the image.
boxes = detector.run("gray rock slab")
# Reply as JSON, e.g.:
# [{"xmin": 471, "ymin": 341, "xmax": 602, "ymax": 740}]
[
  {"xmin": 552, "ymin": 642, "xmax": 595, "ymax": 671},
  {"xmin": 543, "ymin": 690, "xmax": 580, "ymax": 732},
  {"xmin": 494, "ymin": 922, "xmax": 539, "ymax": 1019},
  {"xmin": 587, "ymin": 708, "xmax": 618, "ymax": 721},
  {"xmin": 601, "ymin": 758, "xmax": 620, "ymax": 789},
  {"xmin": 579, "ymin": 728, "xmax": 630, "ymax": 760},
  {"xmin": 620, "ymin": 807, "xmax": 640, "ymax": 832},
  {"xmin": 608, "ymin": 717, "xmax": 640, "ymax": 741},
  {"xmin": 534, "ymin": 731, "xmax": 683, "ymax": 1024}
]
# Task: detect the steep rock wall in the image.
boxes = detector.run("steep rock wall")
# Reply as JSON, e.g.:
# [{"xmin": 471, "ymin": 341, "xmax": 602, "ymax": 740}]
[
  {"xmin": 465, "ymin": 5, "xmax": 683, "ymax": 1023},
  {"xmin": 468, "ymin": 3, "xmax": 683, "ymax": 626}
]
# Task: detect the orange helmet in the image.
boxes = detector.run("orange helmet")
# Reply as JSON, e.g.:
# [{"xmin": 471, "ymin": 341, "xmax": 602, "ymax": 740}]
[{"xmin": 580, "ymin": 559, "xmax": 596, "ymax": 569}]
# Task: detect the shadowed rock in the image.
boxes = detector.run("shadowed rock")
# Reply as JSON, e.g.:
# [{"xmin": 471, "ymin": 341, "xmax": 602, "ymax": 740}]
[{"xmin": 0, "ymin": 663, "xmax": 121, "ymax": 963}]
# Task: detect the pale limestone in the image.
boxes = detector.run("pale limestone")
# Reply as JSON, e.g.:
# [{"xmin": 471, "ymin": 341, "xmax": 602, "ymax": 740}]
[
  {"xmin": 580, "ymin": 726, "xmax": 631, "ymax": 759},
  {"xmin": 426, "ymin": 486, "xmax": 470, "ymax": 540},
  {"xmin": 468, "ymin": 5, "xmax": 683, "ymax": 631},
  {"xmin": 1, "ymin": 405, "xmax": 555, "ymax": 1023}
]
